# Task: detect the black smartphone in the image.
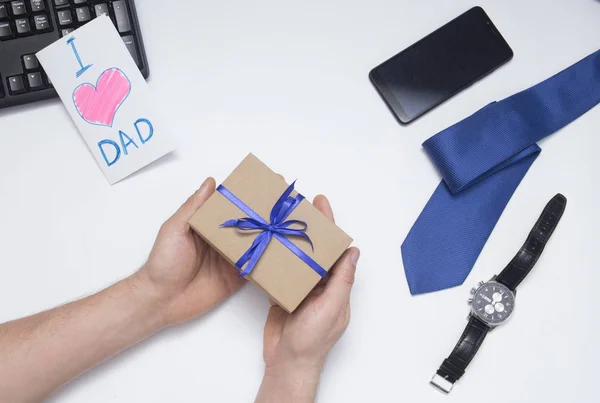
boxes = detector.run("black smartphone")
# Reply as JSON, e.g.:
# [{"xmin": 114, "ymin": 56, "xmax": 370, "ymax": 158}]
[{"xmin": 369, "ymin": 6, "xmax": 513, "ymax": 125}]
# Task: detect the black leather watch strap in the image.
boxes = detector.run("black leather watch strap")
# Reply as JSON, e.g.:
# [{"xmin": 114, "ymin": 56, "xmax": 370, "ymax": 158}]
[
  {"xmin": 431, "ymin": 316, "xmax": 490, "ymax": 393},
  {"xmin": 495, "ymin": 194, "xmax": 567, "ymax": 291}
]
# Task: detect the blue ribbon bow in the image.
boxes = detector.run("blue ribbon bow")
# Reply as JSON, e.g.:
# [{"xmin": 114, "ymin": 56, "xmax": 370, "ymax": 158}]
[{"xmin": 218, "ymin": 181, "xmax": 326, "ymax": 278}]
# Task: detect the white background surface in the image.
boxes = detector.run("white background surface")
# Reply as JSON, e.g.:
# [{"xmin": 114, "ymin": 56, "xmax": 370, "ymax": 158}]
[{"xmin": 0, "ymin": 0, "xmax": 598, "ymax": 402}]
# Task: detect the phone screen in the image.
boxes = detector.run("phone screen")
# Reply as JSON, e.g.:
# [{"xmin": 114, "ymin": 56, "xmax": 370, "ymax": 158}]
[{"xmin": 369, "ymin": 7, "xmax": 513, "ymax": 124}]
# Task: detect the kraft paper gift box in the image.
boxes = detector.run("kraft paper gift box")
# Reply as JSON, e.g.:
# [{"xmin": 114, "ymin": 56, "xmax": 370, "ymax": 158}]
[{"xmin": 189, "ymin": 154, "xmax": 353, "ymax": 313}]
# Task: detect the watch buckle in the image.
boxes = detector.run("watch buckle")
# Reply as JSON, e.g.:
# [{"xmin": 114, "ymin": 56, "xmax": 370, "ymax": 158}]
[{"xmin": 430, "ymin": 373, "xmax": 454, "ymax": 394}]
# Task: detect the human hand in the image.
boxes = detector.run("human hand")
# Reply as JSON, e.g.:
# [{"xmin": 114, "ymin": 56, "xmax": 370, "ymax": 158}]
[
  {"xmin": 256, "ymin": 195, "xmax": 359, "ymax": 402},
  {"xmin": 135, "ymin": 178, "xmax": 246, "ymax": 327}
]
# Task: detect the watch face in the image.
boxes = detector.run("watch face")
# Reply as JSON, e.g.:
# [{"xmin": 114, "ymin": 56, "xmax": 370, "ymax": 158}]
[{"xmin": 471, "ymin": 282, "xmax": 515, "ymax": 325}]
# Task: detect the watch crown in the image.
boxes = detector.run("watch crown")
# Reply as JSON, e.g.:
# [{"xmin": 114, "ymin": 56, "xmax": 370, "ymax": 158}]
[
  {"xmin": 470, "ymin": 287, "xmax": 477, "ymax": 295},
  {"xmin": 467, "ymin": 298, "xmax": 473, "ymax": 304}
]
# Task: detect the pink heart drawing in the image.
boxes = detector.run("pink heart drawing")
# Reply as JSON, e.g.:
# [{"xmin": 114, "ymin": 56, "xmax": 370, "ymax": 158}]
[{"xmin": 72, "ymin": 68, "xmax": 131, "ymax": 127}]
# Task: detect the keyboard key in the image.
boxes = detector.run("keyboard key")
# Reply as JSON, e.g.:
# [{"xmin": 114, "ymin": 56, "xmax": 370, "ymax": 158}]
[
  {"xmin": 15, "ymin": 17, "xmax": 31, "ymax": 35},
  {"xmin": 56, "ymin": 9, "xmax": 72, "ymax": 25},
  {"xmin": 11, "ymin": 1, "xmax": 26, "ymax": 16},
  {"xmin": 0, "ymin": 21, "xmax": 13, "ymax": 39},
  {"xmin": 33, "ymin": 14, "xmax": 50, "ymax": 32},
  {"xmin": 22, "ymin": 54, "xmax": 39, "ymax": 70},
  {"xmin": 60, "ymin": 27, "xmax": 73, "ymax": 36},
  {"xmin": 122, "ymin": 35, "xmax": 141, "ymax": 67},
  {"xmin": 26, "ymin": 72, "xmax": 44, "ymax": 90},
  {"xmin": 112, "ymin": 1, "xmax": 131, "ymax": 33},
  {"xmin": 94, "ymin": 3, "xmax": 109, "ymax": 17},
  {"xmin": 7, "ymin": 75, "xmax": 27, "ymax": 94},
  {"xmin": 30, "ymin": 0, "xmax": 45, "ymax": 12},
  {"xmin": 75, "ymin": 6, "xmax": 91, "ymax": 23},
  {"xmin": 1, "ymin": 0, "xmax": 147, "ymax": 109},
  {"xmin": 0, "ymin": 3, "xmax": 9, "ymax": 19}
]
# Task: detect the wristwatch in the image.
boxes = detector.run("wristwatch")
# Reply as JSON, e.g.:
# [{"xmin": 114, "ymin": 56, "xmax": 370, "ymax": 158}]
[{"xmin": 430, "ymin": 193, "xmax": 567, "ymax": 394}]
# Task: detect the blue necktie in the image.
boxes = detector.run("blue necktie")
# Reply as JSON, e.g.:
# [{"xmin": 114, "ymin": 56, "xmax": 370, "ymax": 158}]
[{"xmin": 402, "ymin": 49, "xmax": 600, "ymax": 295}]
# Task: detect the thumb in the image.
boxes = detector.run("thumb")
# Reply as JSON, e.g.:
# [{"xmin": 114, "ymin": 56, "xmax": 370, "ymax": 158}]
[
  {"xmin": 171, "ymin": 177, "xmax": 216, "ymax": 224},
  {"xmin": 321, "ymin": 247, "xmax": 360, "ymax": 305}
]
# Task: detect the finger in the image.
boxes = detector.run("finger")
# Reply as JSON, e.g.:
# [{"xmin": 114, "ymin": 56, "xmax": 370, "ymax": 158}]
[
  {"xmin": 264, "ymin": 305, "xmax": 288, "ymax": 345},
  {"xmin": 171, "ymin": 178, "xmax": 216, "ymax": 224},
  {"xmin": 313, "ymin": 194, "xmax": 335, "ymax": 223},
  {"xmin": 307, "ymin": 270, "xmax": 332, "ymax": 297},
  {"xmin": 321, "ymin": 247, "xmax": 360, "ymax": 304}
]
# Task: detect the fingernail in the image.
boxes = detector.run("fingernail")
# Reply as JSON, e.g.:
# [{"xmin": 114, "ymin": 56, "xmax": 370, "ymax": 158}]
[
  {"xmin": 350, "ymin": 248, "xmax": 360, "ymax": 266},
  {"xmin": 199, "ymin": 177, "xmax": 211, "ymax": 191}
]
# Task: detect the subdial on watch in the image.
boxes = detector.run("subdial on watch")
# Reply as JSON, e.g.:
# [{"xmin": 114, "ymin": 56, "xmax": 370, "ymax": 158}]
[{"xmin": 472, "ymin": 282, "xmax": 515, "ymax": 325}]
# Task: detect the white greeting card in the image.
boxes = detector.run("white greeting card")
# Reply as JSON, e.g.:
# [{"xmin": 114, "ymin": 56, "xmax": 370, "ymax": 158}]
[{"xmin": 37, "ymin": 16, "xmax": 174, "ymax": 184}]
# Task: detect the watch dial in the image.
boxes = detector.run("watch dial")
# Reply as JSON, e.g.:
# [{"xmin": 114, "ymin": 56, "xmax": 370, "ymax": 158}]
[{"xmin": 471, "ymin": 282, "xmax": 515, "ymax": 325}]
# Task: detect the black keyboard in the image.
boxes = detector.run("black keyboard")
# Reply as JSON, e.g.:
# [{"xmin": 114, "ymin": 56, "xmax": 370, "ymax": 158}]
[{"xmin": 0, "ymin": 0, "xmax": 149, "ymax": 110}]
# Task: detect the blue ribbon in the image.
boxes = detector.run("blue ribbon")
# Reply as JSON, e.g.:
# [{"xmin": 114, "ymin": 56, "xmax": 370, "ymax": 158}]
[{"xmin": 218, "ymin": 182, "xmax": 327, "ymax": 278}]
